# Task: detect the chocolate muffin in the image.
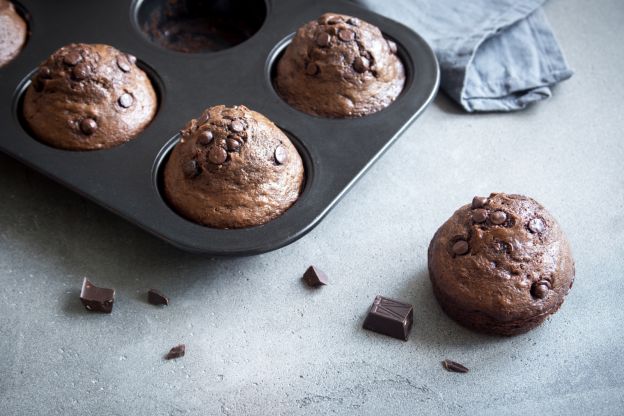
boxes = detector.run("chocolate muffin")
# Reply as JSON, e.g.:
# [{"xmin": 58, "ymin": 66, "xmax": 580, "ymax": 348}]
[
  {"xmin": 0, "ymin": 0, "xmax": 27, "ymax": 67},
  {"xmin": 428, "ymin": 193, "xmax": 575, "ymax": 336},
  {"xmin": 275, "ymin": 13, "xmax": 405, "ymax": 118},
  {"xmin": 163, "ymin": 105, "xmax": 304, "ymax": 228},
  {"xmin": 23, "ymin": 43, "xmax": 157, "ymax": 150}
]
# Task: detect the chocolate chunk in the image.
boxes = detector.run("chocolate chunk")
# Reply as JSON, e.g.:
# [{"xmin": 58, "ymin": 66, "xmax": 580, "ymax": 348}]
[
  {"xmin": 147, "ymin": 289, "xmax": 169, "ymax": 306},
  {"xmin": 303, "ymin": 266, "xmax": 329, "ymax": 287},
  {"xmin": 208, "ymin": 146, "xmax": 228, "ymax": 164},
  {"xmin": 316, "ymin": 32, "xmax": 331, "ymax": 47},
  {"xmin": 80, "ymin": 278, "xmax": 115, "ymax": 313},
  {"xmin": 325, "ymin": 16, "xmax": 342, "ymax": 25},
  {"xmin": 80, "ymin": 118, "xmax": 97, "ymax": 135},
  {"xmin": 197, "ymin": 130, "xmax": 214, "ymax": 145},
  {"xmin": 165, "ymin": 344, "xmax": 185, "ymax": 360},
  {"xmin": 528, "ymin": 218, "xmax": 545, "ymax": 234},
  {"xmin": 72, "ymin": 63, "xmax": 89, "ymax": 80},
  {"xmin": 363, "ymin": 296, "xmax": 413, "ymax": 341},
  {"xmin": 442, "ymin": 359, "xmax": 469, "ymax": 373},
  {"xmin": 353, "ymin": 56, "xmax": 369, "ymax": 73},
  {"xmin": 305, "ymin": 62, "xmax": 319, "ymax": 76},
  {"xmin": 490, "ymin": 211, "xmax": 507, "ymax": 225},
  {"xmin": 472, "ymin": 196, "xmax": 488, "ymax": 209},
  {"xmin": 230, "ymin": 120, "xmax": 244, "ymax": 133},
  {"xmin": 472, "ymin": 209, "xmax": 488, "ymax": 223},
  {"xmin": 338, "ymin": 29, "xmax": 355, "ymax": 42},
  {"xmin": 452, "ymin": 240, "xmax": 469, "ymax": 256},
  {"xmin": 117, "ymin": 56, "xmax": 131, "ymax": 72},
  {"xmin": 226, "ymin": 138, "xmax": 241, "ymax": 152},
  {"xmin": 531, "ymin": 280, "xmax": 551, "ymax": 299},
  {"xmin": 118, "ymin": 93, "xmax": 134, "ymax": 108},
  {"xmin": 64, "ymin": 51, "xmax": 82, "ymax": 66},
  {"xmin": 274, "ymin": 145, "xmax": 288, "ymax": 164},
  {"xmin": 387, "ymin": 40, "xmax": 398, "ymax": 54},
  {"xmin": 183, "ymin": 159, "xmax": 201, "ymax": 178},
  {"xmin": 347, "ymin": 18, "xmax": 360, "ymax": 26}
]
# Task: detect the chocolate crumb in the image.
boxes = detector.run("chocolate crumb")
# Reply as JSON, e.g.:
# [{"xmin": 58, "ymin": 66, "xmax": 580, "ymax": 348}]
[
  {"xmin": 148, "ymin": 289, "xmax": 169, "ymax": 306},
  {"xmin": 165, "ymin": 344, "xmax": 185, "ymax": 360},
  {"xmin": 442, "ymin": 359, "xmax": 469, "ymax": 373}
]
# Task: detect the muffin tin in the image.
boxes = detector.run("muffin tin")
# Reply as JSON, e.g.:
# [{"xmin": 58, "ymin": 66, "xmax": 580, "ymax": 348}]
[{"xmin": 0, "ymin": 0, "xmax": 439, "ymax": 255}]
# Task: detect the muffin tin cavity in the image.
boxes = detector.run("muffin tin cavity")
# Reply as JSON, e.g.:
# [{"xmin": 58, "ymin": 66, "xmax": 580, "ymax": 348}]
[
  {"xmin": 267, "ymin": 32, "xmax": 412, "ymax": 119},
  {"xmin": 135, "ymin": 0, "xmax": 267, "ymax": 53},
  {"xmin": 153, "ymin": 127, "xmax": 313, "ymax": 229}
]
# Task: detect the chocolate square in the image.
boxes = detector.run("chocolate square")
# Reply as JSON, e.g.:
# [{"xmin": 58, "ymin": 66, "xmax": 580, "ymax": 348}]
[
  {"xmin": 363, "ymin": 295, "xmax": 413, "ymax": 341},
  {"xmin": 79, "ymin": 278, "xmax": 115, "ymax": 313}
]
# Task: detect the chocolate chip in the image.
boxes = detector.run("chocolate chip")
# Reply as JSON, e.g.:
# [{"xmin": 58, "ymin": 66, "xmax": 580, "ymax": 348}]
[
  {"xmin": 528, "ymin": 218, "xmax": 545, "ymax": 234},
  {"xmin": 316, "ymin": 32, "xmax": 331, "ymax": 47},
  {"xmin": 165, "ymin": 344, "xmax": 185, "ymax": 360},
  {"xmin": 306, "ymin": 62, "xmax": 319, "ymax": 75},
  {"xmin": 442, "ymin": 359, "xmax": 469, "ymax": 373},
  {"xmin": 198, "ymin": 111, "xmax": 210, "ymax": 125},
  {"xmin": 303, "ymin": 266, "xmax": 329, "ymax": 287},
  {"xmin": 472, "ymin": 196, "xmax": 488, "ymax": 208},
  {"xmin": 226, "ymin": 138, "xmax": 241, "ymax": 152},
  {"xmin": 230, "ymin": 120, "xmax": 244, "ymax": 133},
  {"xmin": 197, "ymin": 130, "xmax": 213, "ymax": 145},
  {"xmin": 63, "ymin": 51, "xmax": 82, "ymax": 66},
  {"xmin": 387, "ymin": 40, "xmax": 398, "ymax": 54},
  {"xmin": 38, "ymin": 67, "xmax": 51, "ymax": 79},
  {"xmin": 490, "ymin": 211, "xmax": 507, "ymax": 225},
  {"xmin": 118, "ymin": 93, "xmax": 133, "ymax": 108},
  {"xmin": 274, "ymin": 145, "xmax": 288, "ymax": 164},
  {"xmin": 183, "ymin": 159, "xmax": 201, "ymax": 178},
  {"xmin": 79, "ymin": 118, "xmax": 97, "ymax": 135},
  {"xmin": 472, "ymin": 208, "xmax": 488, "ymax": 223},
  {"xmin": 208, "ymin": 146, "xmax": 228, "ymax": 164},
  {"xmin": 80, "ymin": 278, "xmax": 115, "ymax": 313},
  {"xmin": 325, "ymin": 16, "xmax": 342, "ymax": 25},
  {"xmin": 353, "ymin": 56, "xmax": 369, "ymax": 73},
  {"xmin": 147, "ymin": 289, "xmax": 169, "ymax": 306},
  {"xmin": 452, "ymin": 240, "xmax": 469, "ymax": 255},
  {"xmin": 72, "ymin": 63, "xmax": 89, "ymax": 80},
  {"xmin": 347, "ymin": 18, "xmax": 360, "ymax": 26},
  {"xmin": 338, "ymin": 29, "xmax": 355, "ymax": 42},
  {"xmin": 117, "ymin": 56, "xmax": 131, "ymax": 72},
  {"xmin": 531, "ymin": 280, "xmax": 551, "ymax": 299}
]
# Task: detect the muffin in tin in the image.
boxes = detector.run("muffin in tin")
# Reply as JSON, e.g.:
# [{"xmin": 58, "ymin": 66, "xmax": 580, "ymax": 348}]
[
  {"xmin": 0, "ymin": 0, "xmax": 27, "ymax": 67},
  {"xmin": 163, "ymin": 105, "xmax": 304, "ymax": 229},
  {"xmin": 428, "ymin": 193, "xmax": 575, "ymax": 336},
  {"xmin": 23, "ymin": 43, "xmax": 157, "ymax": 150},
  {"xmin": 275, "ymin": 12, "xmax": 405, "ymax": 118}
]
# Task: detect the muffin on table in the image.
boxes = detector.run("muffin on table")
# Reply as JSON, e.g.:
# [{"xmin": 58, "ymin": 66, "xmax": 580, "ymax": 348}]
[
  {"xmin": 23, "ymin": 43, "xmax": 157, "ymax": 150},
  {"xmin": 428, "ymin": 193, "xmax": 575, "ymax": 336},
  {"xmin": 275, "ymin": 13, "xmax": 405, "ymax": 118},
  {"xmin": 163, "ymin": 105, "xmax": 304, "ymax": 229}
]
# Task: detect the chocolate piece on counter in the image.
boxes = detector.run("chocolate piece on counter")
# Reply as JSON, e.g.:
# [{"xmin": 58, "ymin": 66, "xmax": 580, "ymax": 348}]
[
  {"xmin": 363, "ymin": 296, "xmax": 413, "ymax": 341},
  {"xmin": 303, "ymin": 266, "xmax": 328, "ymax": 287},
  {"xmin": 442, "ymin": 359, "xmax": 469, "ymax": 373},
  {"xmin": 165, "ymin": 344, "xmax": 185, "ymax": 360},
  {"xmin": 80, "ymin": 278, "xmax": 115, "ymax": 313},
  {"xmin": 148, "ymin": 289, "xmax": 169, "ymax": 306}
]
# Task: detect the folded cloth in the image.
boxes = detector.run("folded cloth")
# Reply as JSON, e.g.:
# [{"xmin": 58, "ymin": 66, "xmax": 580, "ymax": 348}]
[{"xmin": 353, "ymin": 0, "xmax": 573, "ymax": 112}]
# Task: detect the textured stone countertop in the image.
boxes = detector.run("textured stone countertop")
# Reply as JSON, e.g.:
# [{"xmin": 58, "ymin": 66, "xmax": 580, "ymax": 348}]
[{"xmin": 1, "ymin": 0, "xmax": 623, "ymax": 414}]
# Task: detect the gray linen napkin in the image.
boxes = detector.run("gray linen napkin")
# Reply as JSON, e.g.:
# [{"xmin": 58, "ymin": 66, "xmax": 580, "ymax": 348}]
[{"xmin": 354, "ymin": 0, "xmax": 573, "ymax": 112}]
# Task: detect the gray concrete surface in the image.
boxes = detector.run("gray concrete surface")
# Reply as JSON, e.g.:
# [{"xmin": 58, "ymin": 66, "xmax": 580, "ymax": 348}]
[{"xmin": 1, "ymin": 0, "xmax": 623, "ymax": 415}]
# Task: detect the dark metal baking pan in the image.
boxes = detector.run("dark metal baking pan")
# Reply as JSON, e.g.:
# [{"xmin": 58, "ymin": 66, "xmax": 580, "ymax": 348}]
[{"xmin": 0, "ymin": 0, "xmax": 439, "ymax": 255}]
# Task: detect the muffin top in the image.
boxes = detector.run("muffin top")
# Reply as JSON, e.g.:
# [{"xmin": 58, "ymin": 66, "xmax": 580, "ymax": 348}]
[
  {"xmin": 23, "ymin": 43, "xmax": 157, "ymax": 150},
  {"xmin": 163, "ymin": 105, "xmax": 304, "ymax": 229},
  {"xmin": 428, "ymin": 193, "xmax": 575, "ymax": 324},
  {"xmin": 0, "ymin": 0, "xmax": 27, "ymax": 67},
  {"xmin": 275, "ymin": 13, "xmax": 405, "ymax": 118}
]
